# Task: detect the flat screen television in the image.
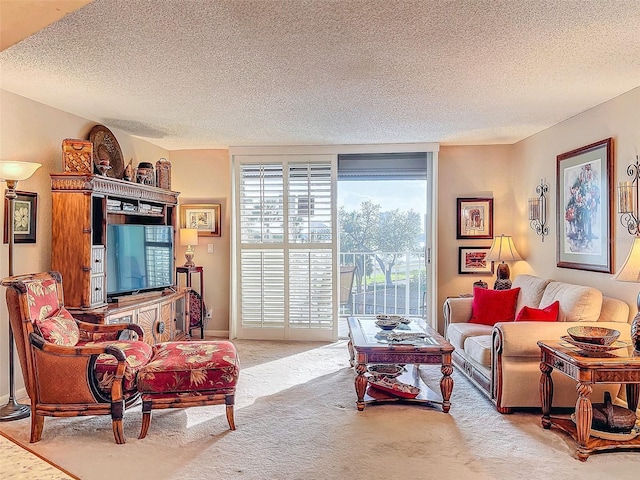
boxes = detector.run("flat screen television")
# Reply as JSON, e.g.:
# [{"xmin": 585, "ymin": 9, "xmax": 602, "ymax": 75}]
[{"xmin": 106, "ymin": 224, "xmax": 174, "ymax": 298}]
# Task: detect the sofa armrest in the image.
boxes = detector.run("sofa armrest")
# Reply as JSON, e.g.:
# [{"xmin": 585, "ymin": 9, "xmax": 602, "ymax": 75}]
[
  {"xmin": 493, "ymin": 321, "xmax": 631, "ymax": 358},
  {"xmin": 443, "ymin": 297, "xmax": 473, "ymax": 331}
]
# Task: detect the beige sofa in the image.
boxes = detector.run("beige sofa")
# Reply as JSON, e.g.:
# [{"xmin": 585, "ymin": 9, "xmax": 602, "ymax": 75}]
[{"xmin": 443, "ymin": 274, "xmax": 631, "ymax": 413}]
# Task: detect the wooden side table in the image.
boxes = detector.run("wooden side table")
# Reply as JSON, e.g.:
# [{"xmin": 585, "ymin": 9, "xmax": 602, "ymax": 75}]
[
  {"xmin": 176, "ymin": 266, "xmax": 204, "ymax": 339},
  {"xmin": 538, "ymin": 339, "xmax": 640, "ymax": 461}
]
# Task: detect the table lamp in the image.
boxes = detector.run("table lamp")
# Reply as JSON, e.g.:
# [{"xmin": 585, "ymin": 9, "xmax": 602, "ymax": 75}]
[
  {"xmin": 486, "ymin": 234, "xmax": 522, "ymax": 290},
  {"xmin": 0, "ymin": 160, "xmax": 41, "ymax": 421},
  {"xmin": 180, "ymin": 228, "xmax": 198, "ymax": 267},
  {"xmin": 614, "ymin": 236, "xmax": 640, "ymax": 350}
]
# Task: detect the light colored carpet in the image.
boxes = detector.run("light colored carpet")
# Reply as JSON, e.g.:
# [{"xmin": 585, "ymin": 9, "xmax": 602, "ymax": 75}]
[
  {"xmin": 0, "ymin": 430, "xmax": 78, "ymax": 479},
  {"xmin": 1, "ymin": 339, "xmax": 640, "ymax": 479}
]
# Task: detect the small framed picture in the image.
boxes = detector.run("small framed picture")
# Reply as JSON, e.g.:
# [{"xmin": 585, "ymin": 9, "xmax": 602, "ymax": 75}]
[
  {"xmin": 457, "ymin": 197, "xmax": 493, "ymax": 239},
  {"xmin": 3, "ymin": 191, "xmax": 37, "ymax": 244},
  {"xmin": 556, "ymin": 138, "xmax": 613, "ymax": 273},
  {"xmin": 180, "ymin": 203, "xmax": 222, "ymax": 237},
  {"xmin": 458, "ymin": 246, "xmax": 494, "ymax": 275}
]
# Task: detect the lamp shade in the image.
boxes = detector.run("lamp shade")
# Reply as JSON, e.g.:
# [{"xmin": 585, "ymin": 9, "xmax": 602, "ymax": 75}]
[
  {"xmin": 180, "ymin": 228, "xmax": 198, "ymax": 246},
  {"xmin": 486, "ymin": 234, "xmax": 523, "ymax": 263},
  {"xmin": 0, "ymin": 160, "xmax": 42, "ymax": 181},
  {"xmin": 615, "ymin": 237, "xmax": 640, "ymax": 283}
]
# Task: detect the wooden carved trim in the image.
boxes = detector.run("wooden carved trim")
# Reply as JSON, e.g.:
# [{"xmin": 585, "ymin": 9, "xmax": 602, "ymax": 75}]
[{"xmin": 51, "ymin": 174, "xmax": 179, "ymax": 204}]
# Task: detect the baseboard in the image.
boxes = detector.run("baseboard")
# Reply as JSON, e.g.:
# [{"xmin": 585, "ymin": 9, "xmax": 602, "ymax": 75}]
[{"xmin": 203, "ymin": 329, "xmax": 229, "ymax": 339}]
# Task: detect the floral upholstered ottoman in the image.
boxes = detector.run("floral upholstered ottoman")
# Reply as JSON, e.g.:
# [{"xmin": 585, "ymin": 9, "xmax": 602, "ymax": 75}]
[{"xmin": 136, "ymin": 340, "xmax": 240, "ymax": 439}]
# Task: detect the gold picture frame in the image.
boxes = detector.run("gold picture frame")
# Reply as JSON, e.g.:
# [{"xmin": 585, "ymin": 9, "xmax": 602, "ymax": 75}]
[
  {"xmin": 556, "ymin": 138, "xmax": 613, "ymax": 273},
  {"xmin": 180, "ymin": 203, "xmax": 221, "ymax": 237}
]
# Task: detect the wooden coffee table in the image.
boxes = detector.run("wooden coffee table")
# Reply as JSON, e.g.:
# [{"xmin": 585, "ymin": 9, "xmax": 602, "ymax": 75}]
[
  {"xmin": 538, "ymin": 339, "xmax": 640, "ymax": 461},
  {"xmin": 347, "ymin": 317, "xmax": 454, "ymax": 412}
]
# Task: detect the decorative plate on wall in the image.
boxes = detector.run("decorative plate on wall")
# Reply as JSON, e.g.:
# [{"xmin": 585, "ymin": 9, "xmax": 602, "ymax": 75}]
[{"xmin": 89, "ymin": 125, "xmax": 124, "ymax": 179}]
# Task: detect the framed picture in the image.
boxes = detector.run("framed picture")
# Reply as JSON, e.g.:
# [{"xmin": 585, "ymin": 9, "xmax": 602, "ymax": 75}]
[
  {"xmin": 456, "ymin": 197, "xmax": 493, "ymax": 239},
  {"xmin": 180, "ymin": 203, "xmax": 221, "ymax": 237},
  {"xmin": 3, "ymin": 191, "xmax": 37, "ymax": 244},
  {"xmin": 556, "ymin": 138, "xmax": 613, "ymax": 273},
  {"xmin": 458, "ymin": 246, "xmax": 494, "ymax": 274}
]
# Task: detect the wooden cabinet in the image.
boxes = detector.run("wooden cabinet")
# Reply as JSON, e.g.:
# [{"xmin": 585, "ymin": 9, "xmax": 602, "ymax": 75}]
[
  {"xmin": 72, "ymin": 289, "xmax": 189, "ymax": 343},
  {"xmin": 51, "ymin": 174, "xmax": 179, "ymax": 309},
  {"xmin": 51, "ymin": 173, "xmax": 186, "ymax": 342}
]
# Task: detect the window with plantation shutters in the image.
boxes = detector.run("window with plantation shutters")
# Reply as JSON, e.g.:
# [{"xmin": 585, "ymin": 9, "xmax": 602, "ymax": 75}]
[{"xmin": 236, "ymin": 157, "xmax": 336, "ymax": 340}]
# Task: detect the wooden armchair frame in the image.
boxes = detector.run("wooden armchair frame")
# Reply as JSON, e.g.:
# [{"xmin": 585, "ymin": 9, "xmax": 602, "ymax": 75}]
[{"xmin": 2, "ymin": 272, "xmax": 144, "ymax": 444}]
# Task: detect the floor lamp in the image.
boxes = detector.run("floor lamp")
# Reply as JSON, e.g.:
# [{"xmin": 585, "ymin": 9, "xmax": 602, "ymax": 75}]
[{"xmin": 0, "ymin": 160, "xmax": 41, "ymax": 421}]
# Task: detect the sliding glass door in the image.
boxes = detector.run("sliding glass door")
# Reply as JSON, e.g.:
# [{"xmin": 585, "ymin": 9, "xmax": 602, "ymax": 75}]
[{"xmin": 230, "ymin": 144, "xmax": 438, "ymax": 341}]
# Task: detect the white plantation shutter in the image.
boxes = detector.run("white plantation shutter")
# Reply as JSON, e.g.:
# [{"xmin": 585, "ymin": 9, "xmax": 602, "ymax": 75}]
[
  {"xmin": 240, "ymin": 249, "xmax": 285, "ymax": 327},
  {"xmin": 289, "ymin": 249, "xmax": 333, "ymax": 328},
  {"xmin": 236, "ymin": 156, "xmax": 336, "ymax": 340}
]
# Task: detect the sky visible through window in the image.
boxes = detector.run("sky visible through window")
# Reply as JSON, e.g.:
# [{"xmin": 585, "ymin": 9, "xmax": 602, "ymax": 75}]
[{"xmin": 338, "ymin": 179, "xmax": 426, "ymax": 216}]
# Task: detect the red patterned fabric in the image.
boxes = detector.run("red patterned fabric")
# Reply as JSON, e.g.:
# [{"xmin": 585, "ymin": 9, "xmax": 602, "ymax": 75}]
[
  {"xmin": 188, "ymin": 290, "xmax": 203, "ymax": 328},
  {"xmin": 34, "ymin": 307, "xmax": 80, "ymax": 346},
  {"xmin": 515, "ymin": 301, "xmax": 559, "ymax": 322},
  {"xmin": 469, "ymin": 287, "xmax": 521, "ymax": 326},
  {"xmin": 83, "ymin": 340, "xmax": 154, "ymax": 393},
  {"xmin": 137, "ymin": 341, "xmax": 239, "ymax": 394},
  {"xmin": 25, "ymin": 277, "xmax": 60, "ymax": 322}
]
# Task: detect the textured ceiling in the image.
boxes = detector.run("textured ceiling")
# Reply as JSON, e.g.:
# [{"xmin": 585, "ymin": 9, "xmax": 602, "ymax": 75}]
[{"xmin": 1, "ymin": 0, "xmax": 639, "ymax": 150}]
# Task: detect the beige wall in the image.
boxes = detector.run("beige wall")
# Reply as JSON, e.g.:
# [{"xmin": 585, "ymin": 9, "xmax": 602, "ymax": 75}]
[
  {"xmin": 170, "ymin": 149, "xmax": 231, "ymax": 336},
  {"xmin": 512, "ymin": 86, "xmax": 640, "ymax": 311},
  {"xmin": 435, "ymin": 144, "xmax": 516, "ymax": 331}
]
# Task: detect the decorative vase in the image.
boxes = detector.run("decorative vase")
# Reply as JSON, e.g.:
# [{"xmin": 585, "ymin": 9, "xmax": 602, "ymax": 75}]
[{"xmin": 136, "ymin": 162, "xmax": 155, "ymax": 186}]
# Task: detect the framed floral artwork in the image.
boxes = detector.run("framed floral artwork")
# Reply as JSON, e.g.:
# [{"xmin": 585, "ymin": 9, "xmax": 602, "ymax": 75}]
[
  {"xmin": 456, "ymin": 197, "xmax": 493, "ymax": 239},
  {"xmin": 180, "ymin": 203, "xmax": 221, "ymax": 237},
  {"xmin": 458, "ymin": 246, "xmax": 494, "ymax": 274},
  {"xmin": 556, "ymin": 138, "xmax": 613, "ymax": 273},
  {"xmin": 3, "ymin": 191, "xmax": 37, "ymax": 244}
]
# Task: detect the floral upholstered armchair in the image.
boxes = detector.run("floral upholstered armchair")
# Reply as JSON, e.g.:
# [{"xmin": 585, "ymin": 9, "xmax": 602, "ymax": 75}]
[{"xmin": 2, "ymin": 271, "xmax": 153, "ymax": 444}]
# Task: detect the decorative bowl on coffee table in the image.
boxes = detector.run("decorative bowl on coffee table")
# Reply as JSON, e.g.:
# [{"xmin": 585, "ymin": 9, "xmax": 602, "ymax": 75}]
[
  {"xmin": 367, "ymin": 364, "xmax": 404, "ymax": 377},
  {"xmin": 375, "ymin": 319, "xmax": 400, "ymax": 330},
  {"xmin": 376, "ymin": 314, "xmax": 410, "ymax": 324},
  {"xmin": 567, "ymin": 326, "xmax": 620, "ymax": 346},
  {"xmin": 367, "ymin": 376, "xmax": 420, "ymax": 399}
]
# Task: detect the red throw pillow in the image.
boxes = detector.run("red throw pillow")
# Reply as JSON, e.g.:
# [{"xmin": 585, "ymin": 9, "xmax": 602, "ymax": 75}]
[
  {"xmin": 469, "ymin": 287, "xmax": 521, "ymax": 326},
  {"xmin": 515, "ymin": 301, "xmax": 559, "ymax": 322}
]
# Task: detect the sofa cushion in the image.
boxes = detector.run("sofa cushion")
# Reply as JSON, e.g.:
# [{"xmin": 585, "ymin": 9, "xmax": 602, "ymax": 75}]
[
  {"xmin": 470, "ymin": 287, "xmax": 520, "ymax": 326},
  {"xmin": 600, "ymin": 296, "xmax": 631, "ymax": 323},
  {"xmin": 515, "ymin": 301, "xmax": 559, "ymax": 322},
  {"xmin": 464, "ymin": 334, "xmax": 492, "ymax": 367},
  {"xmin": 539, "ymin": 282, "xmax": 602, "ymax": 322},
  {"xmin": 512, "ymin": 275, "xmax": 551, "ymax": 313},
  {"xmin": 446, "ymin": 322, "xmax": 493, "ymax": 351}
]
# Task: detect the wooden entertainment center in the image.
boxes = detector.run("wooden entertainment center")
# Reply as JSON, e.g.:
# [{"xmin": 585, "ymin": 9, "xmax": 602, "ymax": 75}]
[{"xmin": 50, "ymin": 173, "xmax": 189, "ymax": 343}]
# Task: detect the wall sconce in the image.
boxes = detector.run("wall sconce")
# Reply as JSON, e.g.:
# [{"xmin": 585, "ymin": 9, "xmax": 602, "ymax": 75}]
[
  {"xmin": 619, "ymin": 154, "xmax": 640, "ymax": 235},
  {"xmin": 528, "ymin": 179, "xmax": 548, "ymax": 242}
]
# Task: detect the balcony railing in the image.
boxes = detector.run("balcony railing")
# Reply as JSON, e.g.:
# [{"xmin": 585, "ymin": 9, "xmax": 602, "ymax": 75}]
[{"xmin": 339, "ymin": 251, "xmax": 427, "ymax": 317}]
